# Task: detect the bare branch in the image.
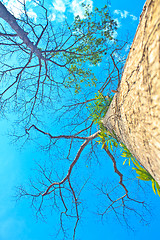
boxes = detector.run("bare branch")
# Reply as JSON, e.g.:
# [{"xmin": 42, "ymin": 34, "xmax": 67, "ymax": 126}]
[
  {"xmin": 42, "ymin": 131, "xmax": 100, "ymax": 196},
  {"xmin": 103, "ymin": 143, "xmax": 128, "ymax": 194},
  {"xmin": 26, "ymin": 124, "xmax": 89, "ymax": 140},
  {"xmin": 0, "ymin": 2, "xmax": 43, "ymax": 59}
]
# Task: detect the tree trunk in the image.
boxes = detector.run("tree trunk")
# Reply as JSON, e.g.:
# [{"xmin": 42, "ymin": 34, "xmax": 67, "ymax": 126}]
[
  {"xmin": 102, "ymin": 0, "xmax": 160, "ymax": 183},
  {"xmin": 0, "ymin": 2, "xmax": 43, "ymax": 59}
]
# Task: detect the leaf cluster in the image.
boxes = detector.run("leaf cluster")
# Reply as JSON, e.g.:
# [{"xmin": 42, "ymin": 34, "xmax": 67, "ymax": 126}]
[
  {"xmin": 120, "ymin": 143, "xmax": 135, "ymax": 166},
  {"xmin": 121, "ymin": 143, "xmax": 160, "ymax": 196},
  {"xmin": 87, "ymin": 91, "xmax": 113, "ymax": 124},
  {"xmin": 97, "ymin": 125, "xmax": 118, "ymax": 150},
  {"xmin": 87, "ymin": 91, "xmax": 118, "ymax": 151},
  {"xmin": 88, "ymin": 96, "xmax": 160, "ymax": 197},
  {"xmin": 63, "ymin": 4, "xmax": 118, "ymax": 93}
]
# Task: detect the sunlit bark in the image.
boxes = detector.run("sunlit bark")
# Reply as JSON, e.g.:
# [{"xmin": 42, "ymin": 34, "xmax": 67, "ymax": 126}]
[{"xmin": 103, "ymin": 0, "xmax": 160, "ymax": 183}]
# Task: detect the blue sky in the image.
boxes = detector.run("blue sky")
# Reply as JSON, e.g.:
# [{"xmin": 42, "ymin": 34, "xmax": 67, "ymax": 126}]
[{"xmin": 1, "ymin": 0, "xmax": 160, "ymax": 240}]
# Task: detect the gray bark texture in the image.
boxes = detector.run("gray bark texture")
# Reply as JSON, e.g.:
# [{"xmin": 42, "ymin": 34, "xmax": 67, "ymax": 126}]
[
  {"xmin": 0, "ymin": 2, "xmax": 43, "ymax": 59},
  {"xmin": 102, "ymin": 0, "xmax": 160, "ymax": 183}
]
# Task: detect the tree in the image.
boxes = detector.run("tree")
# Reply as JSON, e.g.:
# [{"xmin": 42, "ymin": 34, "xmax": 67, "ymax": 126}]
[
  {"xmin": 102, "ymin": 0, "xmax": 160, "ymax": 184},
  {"xmin": 0, "ymin": 0, "xmax": 158, "ymax": 239}
]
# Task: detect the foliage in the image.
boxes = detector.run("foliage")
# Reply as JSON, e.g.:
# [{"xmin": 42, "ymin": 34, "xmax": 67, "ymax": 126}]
[
  {"xmin": 63, "ymin": 4, "xmax": 118, "ymax": 93},
  {"xmin": 120, "ymin": 143, "xmax": 135, "ymax": 166},
  {"xmin": 87, "ymin": 91, "xmax": 113, "ymax": 124},
  {"xmin": 121, "ymin": 145, "xmax": 160, "ymax": 196},
  {"xmin": 87, "ymin": 91, "xmax": 119, "ymax": 150},
  {"xmin": 97, "ymin": 125, "xmax": 119, "ymax": 150},
  {"xmin": 88, "ymin": 98, "xmax": 160, "ymax": 197}
]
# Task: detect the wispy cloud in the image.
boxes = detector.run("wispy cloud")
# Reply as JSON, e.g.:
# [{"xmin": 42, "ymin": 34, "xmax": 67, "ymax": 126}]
[
  {"xmin": 3, "ymin": 0, "xmax": 25, "ymax": 18},
  {"xmin": 50, "ymin": 0, "xmax": 93, "ymax": 22},
  {"xmin": 114, "ymin": 9, "xmax": 137, "ymax": 21},
  {"xmin": 49, "ymin": 12, "xmax": 56, "ymax": 21},
  {"xmin": 53, "ymin": 0, "xmax": 66, "ymax": 12},
  {"xmin": 125, "ymin": 43, "xmax": 131, "ymax": 52},
  {"xmin": 130, "ymin": 14, "xmax": 138, "ymax": 21},
  {"xmin": 71, "ymin": 0, "xmax": 93, "ymax": 18},
  {"xmin": 114, "ymin": 9, "xmax": 129, "ymax": 18},
  {"xmin": 49, "ymin": 0, "xmax": 69, "ymax": 21},
  {"xmin": 27, "ymin": 8, "xmax": 37, "ymax": 22},
  {"xmin": 3, "ymin": 0, "xmax": 37, "ymax": 21}
]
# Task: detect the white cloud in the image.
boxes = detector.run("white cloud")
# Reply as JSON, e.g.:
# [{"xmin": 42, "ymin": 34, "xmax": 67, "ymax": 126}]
[
  {"xmin": 49, "ymin": 12, "xmax": 67, "ymax": 22},
  {"xmin": 53, "ymin": 0, "xmax": 66, "ymax": 12},
  {"xmin": 125, "ymin": 43, "xmax": 131, "ymax": 52},
  {"xmin": 114, "ymin": 9, "xmax": 128, "ymax": 18},
  {"xmin": 57, "ymin": 13, "xmax": 67, "ymax": 22},
  {"xmin": 71, "ymin": 0, "xmax": 93, "ymax": 18},
  {"xmin": 114, "ymin": 18, "xmax": 121, "ymax": 28},
  {"xmin": 27, "ymin": 8, "xmax": 37, "ymax": 22},
  {"xmin": 112, "ymin": 30, "xmax": 118, "ymax": 39},
  {"xmin": 49, "ymin": 12, "xmax": 56, "ymax": 21},
  {"xmin": 130, "ymin": 14, "xmax": 138, "ymax": 21},
  {"xmin": 49, "ymin": 0, "xmax": 93, "ymax": 20},
  {"xmin": 123, "ymin": 10, "xmax": 129, "ymax": 18},
  {"xmin": 49, "ymin": 0, "xmax": 70, "ymax": 21},
  {"xmin": 3, "ymin": 0, "xmax": 37, "ymax": 21},
  {"xmin": 3, "ymin": 0, "xmax": 24, "ymax": 18},
  {"xmin": 114, "ymin": 9, "xmax": 137, "ymax": 21}
]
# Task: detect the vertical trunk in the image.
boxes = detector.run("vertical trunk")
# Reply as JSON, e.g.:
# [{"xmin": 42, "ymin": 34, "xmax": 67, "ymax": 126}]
[{"xmin": 102, "ymin": 0, "xmax": 160, "ymax": 183}]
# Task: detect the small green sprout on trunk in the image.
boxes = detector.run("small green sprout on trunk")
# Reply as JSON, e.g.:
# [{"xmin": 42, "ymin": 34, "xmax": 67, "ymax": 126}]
[
  {"xmin": 121, "ymin": 143, "xmax": 160, "ymax": 196},
  {"xmin": 88, "ymin": 91, "xmax": 160, "ymax": 196}
]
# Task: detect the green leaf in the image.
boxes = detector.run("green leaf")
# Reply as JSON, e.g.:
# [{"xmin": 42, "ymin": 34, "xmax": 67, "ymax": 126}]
[
  {"xmin": 132, "ymin": 168, "xmax": 152, "ymax": 180},
  {"xmin": 137, "ymin": 175, "xmax": 151, "ymax": 181},
  {"xmin": 101, "ymin": 141, "xmax": 106, "ymax": 149},
  {"xmin": 132, "ymin": 160, "xmax": 148, "ymax": 173},
  {"xmin": 120, "ymin": 143, "xmax": 160, "ymax": 197},
  {"xmin": 152, "ymin": 179, "xmax": 156, "ymax": 195},
  {"xmin": 110, "ymin": 143, "xmax": 113, "ymax": 151},
  {"xmin": 123, "ymin": 159, "xmax": 127, "ymax": 165},
  {"xmin": 137, "ymin": 176, "xmax": 150, "ymax": 181},
  {"xmin": 128, "ymin": 159, "xmax": 131, "ymax": 166},
  {"xmin": 155, "ymin": 181, "xmax": 160, "ymax": 196}
]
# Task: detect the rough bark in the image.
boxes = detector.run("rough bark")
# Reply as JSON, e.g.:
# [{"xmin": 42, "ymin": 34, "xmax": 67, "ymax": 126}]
[{"xmin": 102, "ymin": 0, "xmax": 160, "ymax": 183}]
